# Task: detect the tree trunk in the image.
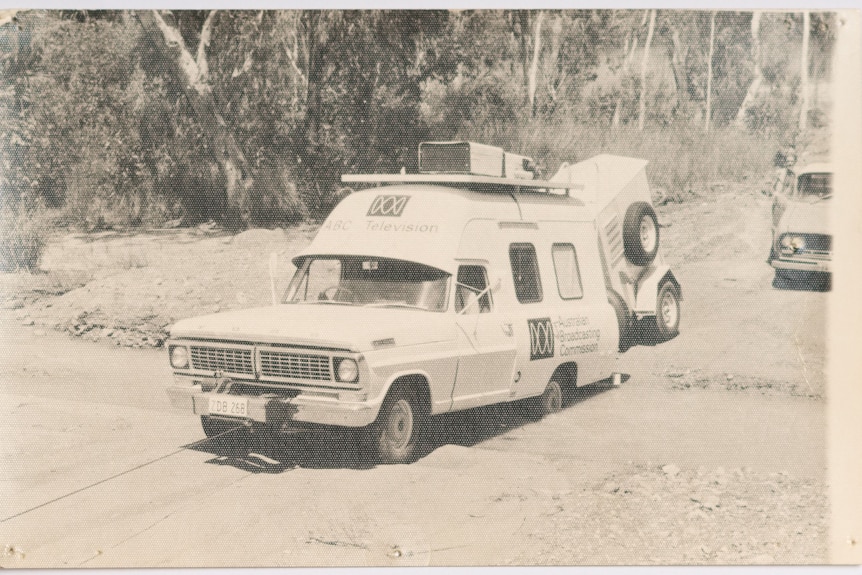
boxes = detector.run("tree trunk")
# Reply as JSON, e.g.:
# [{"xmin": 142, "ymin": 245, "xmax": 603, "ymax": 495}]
[
  {"xmin": 637, "ymin": 9, "xmax": 656, "ymax": 131},
  {"xmin": 734, "ymin": 12, "xmax": 763, "ymax": 127},
  {"xmin": 668, "ymin": 27, "xmax": 686, "ymax": 117},
  {"xmin": 135, "ymin": 10, "xmax": 251, "ymax": 224},
  {"xmin": 705, "ymin": 11, "xmax": 716, "ymax": 133},
  {"xmin": 545, "ymin": 15, "xmax": 564, "ymax": 104},
  {"xmin": 799, "ymin": 10, "xmax": 810, "ymax": 132},
  {"xmin": 302, "ymin": 11, "xmax": 326, "ymax": 154},
  {"xmin": 527, "ymin": 10, "xmax": 545, "ymax": 118},
  {"xmin": 612, "ymin": 24, "xmax": 640, "ymax": 128}
]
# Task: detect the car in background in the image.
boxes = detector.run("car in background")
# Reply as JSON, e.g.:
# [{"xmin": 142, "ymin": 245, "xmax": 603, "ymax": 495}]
[{"xmin": 768, "ymin": 163, "xmax": 832, "ymax": 285}]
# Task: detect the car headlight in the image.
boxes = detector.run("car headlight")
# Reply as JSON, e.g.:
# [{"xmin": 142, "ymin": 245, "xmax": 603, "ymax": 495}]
[
  {"xmin": 170, "ymin": 345, "xmax": 190, "ymax": 369},
  {"xmin": 790, "ymin": 236, "xmax": 806, "ymax": 251},
  {"xmin": 335, "ymin": 358, "xmax": 359, "ymax": 383},
  {"xmin": 779, "ymin": 234, "xmax": 806, "ymax": 255}
]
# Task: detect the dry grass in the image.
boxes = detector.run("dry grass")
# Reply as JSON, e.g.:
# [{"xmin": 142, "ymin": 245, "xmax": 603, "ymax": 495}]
[
  {"xmin": 458, "ymin": 121, "xmax": 778, "ymax": 196},
  {"xmin": 0, "ymin": 209, "xmax": 51, "ymax": 272}
]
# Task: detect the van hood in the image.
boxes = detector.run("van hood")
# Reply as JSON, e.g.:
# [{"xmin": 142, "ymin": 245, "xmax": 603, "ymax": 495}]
[
  {"xmin": 778, "ymin": 199, "xmax": 830, "ymax": 236},
  {"xmin": 169, "ymin": 304, "xmax": 456, "ymax": 352}
]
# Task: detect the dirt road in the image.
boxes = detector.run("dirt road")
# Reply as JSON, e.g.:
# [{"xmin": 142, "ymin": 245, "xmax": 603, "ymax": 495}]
[{"xmin": 0, "ymin": 188, "xmax": 829, "ymax": 566}]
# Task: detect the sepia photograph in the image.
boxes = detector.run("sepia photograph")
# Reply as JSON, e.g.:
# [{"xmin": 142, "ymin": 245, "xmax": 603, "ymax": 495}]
[{"xmin": 0, "ymin": 5, "xmax": 859, "ymax": 568}]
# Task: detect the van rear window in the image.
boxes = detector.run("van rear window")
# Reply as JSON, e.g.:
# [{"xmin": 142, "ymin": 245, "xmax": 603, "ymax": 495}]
[
  {"xmin": 509, "ymin": 243, "xmax": 543, "ymax": 303},
  {"xmin": 552, "ymin": 243, "xmax": 584, "ymax": 299}
]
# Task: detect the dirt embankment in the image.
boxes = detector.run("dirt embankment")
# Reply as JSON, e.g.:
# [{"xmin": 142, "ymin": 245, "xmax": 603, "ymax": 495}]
[
  {"xmin": 0, "ymin": 184, "xmax": 759, "ymax": 348},
  {"xmin": 0, "ymin": 224, "xmax": 317, "ymax": 347}
]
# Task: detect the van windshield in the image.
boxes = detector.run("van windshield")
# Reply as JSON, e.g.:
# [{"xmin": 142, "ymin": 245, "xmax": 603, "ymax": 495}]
[
  {"xmin": 285, "ymin": 256, "xmax": 450, "ymax": 312},
  {"xmin": 796, "ymin": 172, "xmax": 832, "ymax": 202}
]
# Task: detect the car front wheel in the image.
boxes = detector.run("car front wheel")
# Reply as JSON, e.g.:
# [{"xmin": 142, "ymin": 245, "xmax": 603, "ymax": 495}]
[{"xmin": 364, "ymin": 389, "xmax": 424, "ymax": 464}]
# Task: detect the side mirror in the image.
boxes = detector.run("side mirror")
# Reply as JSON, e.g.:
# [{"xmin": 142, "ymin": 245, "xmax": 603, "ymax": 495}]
[{"xmin": 268, "ymin": 252, "xmax": 278, "ymax": 306}]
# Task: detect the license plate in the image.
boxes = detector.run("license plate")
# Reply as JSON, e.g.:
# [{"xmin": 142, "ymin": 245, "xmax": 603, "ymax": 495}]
[{"xmin": 208, "ymin": 396, "xmax": 248, "ymax": 417}]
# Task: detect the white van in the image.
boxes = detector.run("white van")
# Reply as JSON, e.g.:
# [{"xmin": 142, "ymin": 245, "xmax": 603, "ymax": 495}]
[{"xmin": 166, "ymin": 142, "xmax": 681, "ymax": 463}]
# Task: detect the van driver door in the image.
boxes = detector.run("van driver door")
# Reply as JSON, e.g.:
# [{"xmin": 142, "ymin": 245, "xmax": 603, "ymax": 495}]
[{"xmin": 451, "ymin": 263, "xmax": 517, "ymax": 411}]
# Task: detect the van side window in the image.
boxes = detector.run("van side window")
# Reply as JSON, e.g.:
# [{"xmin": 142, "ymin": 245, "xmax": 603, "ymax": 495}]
[
  {"xmin": 456, "ymin": 265, "xmax": 491, "ymax": 314},
  {"xmin": 509, "ymin": 243, "xmax": 543, "ymax": 303},
  {"xmin": 552, "ymin": 243, "xmax": 584, "ymax": 299}
]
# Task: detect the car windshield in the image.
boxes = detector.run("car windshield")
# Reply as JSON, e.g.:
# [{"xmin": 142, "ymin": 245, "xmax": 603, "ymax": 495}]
[
  {"xmin": 284, "ymin": 256, "xmax": 450, "ymax": 312},
  {"xmin": 797, "ymin": 173, "xmax": 832, "ymax": 201}
]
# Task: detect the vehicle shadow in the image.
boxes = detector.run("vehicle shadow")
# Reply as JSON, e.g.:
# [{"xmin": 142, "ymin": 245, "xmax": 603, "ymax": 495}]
[
  {"xmin": 418, "ymin": 378, "xmax": 620, "ymax": 454},
  {"xmin": 185, "ymin": 426, "xmax": 375, "ymax": 472},
  {"xmin": 772, "ymin": 271, "xmax": 831, "ymax": 292},
  {"xmin": 185, "ymin": 378, "xmax": 621, "ymax": 472},
  {"xmin": 628, "ymin": 319, "xmax": 678, "ymax": 348}
]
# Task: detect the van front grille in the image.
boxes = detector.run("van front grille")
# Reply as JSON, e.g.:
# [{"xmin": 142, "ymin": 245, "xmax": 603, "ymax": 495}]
[
  {"xmin": 190, "ymin": 346, "xmax": 254, "ymax": 375},
  {"xmin": 259, "ymin": 351, "xmax": 332, "ymax": 381}
]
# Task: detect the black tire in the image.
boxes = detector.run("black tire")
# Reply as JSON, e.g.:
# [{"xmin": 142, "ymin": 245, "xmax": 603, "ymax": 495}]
[
  {"xmin": 365, "ymin": 388, "xmax": 424, "ymax": 464},
  {"xmin": 623, "ymin": 202, "xmax": 660, "ymax": 266},
  {"xmin": 529, "ymin": 380, "xmax": 563, "ymax": 420},
  {"xmin": 608, "ymin": 289, "xmax": 634, "ymax": 352},
  {"xmin": 200, "ymin": 416, "xmax": 249, "ymax": 451},
  {"xmin": 653, "ymin": 280, "xmax": 681, "ymax": 341},
  {"xmin": 201, "ymin": 415, "xmax": 244, "ymax": 438}
]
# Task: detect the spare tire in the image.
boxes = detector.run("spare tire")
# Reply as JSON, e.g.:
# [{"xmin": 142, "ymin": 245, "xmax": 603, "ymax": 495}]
[
  {"xmin": 608, "ymin": 289, "xmax": 634, "ymax": 352},
  {"xmin": 623, "ymin": 202, "xmax": 660, "ymax": 266}
]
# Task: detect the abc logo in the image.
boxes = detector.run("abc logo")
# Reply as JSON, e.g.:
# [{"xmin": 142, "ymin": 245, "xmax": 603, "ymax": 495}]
[
  {"xmin": 528, "ymin": 318, "xmax": 555, "ymax": 360},
  {"xmin": 368, "ymin": 195, "xmax": 410, "ymax": 217}
]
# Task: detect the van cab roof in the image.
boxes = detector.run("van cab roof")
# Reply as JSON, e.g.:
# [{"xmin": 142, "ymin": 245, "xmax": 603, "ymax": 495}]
[
  {"xmin": 796, "ymin": 163, "xmax": 833, "ymax": 175},
  {"xmin": 293, "ymin": 184, "xmax": 591, "ymax": 274}
]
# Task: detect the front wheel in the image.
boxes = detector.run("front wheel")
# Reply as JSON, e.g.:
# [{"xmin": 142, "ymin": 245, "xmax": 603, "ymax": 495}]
[
  {"xmin": 654, "ymin": 281, "xmax": 681, "ymax": 340},
  {"xmin": 364, "ymin": 389, "xmax": 424, "ymax": 464}
]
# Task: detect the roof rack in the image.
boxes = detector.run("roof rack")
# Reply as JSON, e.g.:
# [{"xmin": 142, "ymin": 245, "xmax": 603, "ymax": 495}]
[{"xmin": 342, "ymin": 173, "xmax": 583, "ymax": 193}]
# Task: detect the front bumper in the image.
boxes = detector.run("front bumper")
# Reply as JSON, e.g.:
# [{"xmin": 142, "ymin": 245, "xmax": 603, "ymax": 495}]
[
  {"xmin": 166, "ymin": 385, "xmax": 380, "ymax": 429},
  {"xmin": 771, "ymin": 257, "xmax": 831, "ymax": 273}
]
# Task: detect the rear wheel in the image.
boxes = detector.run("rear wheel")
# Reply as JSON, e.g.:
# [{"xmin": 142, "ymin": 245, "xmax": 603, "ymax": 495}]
[
  {"xmin": 653, "ymin": 281, "xmax": 681, "ymax": 340},
  {"xmin": 608, "ymin": 289, "xmax": 634, "ymax": 352},
  {"xmin": 364, "ymin": 388, "xmax": 424, "ymax": 464},
  {"xmin": 529, "ymin": 380, "xmax": 563, "ymax": 420}
]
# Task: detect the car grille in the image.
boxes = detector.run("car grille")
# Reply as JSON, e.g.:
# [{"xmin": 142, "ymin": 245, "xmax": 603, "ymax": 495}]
[
  {"xmin": 259, "ymin": 350, "xmax": 332, "ymax": 381},
  {"xmin": 780, "ymin": 233, "xmax": 831, "ymax": 260},
  {"xmin": 190, "ymin": 346, "xmax": 254, "ymax": 375},
  {"xmin": 800, "ymin": 233, "xmax": 831, "ymax": 256}
]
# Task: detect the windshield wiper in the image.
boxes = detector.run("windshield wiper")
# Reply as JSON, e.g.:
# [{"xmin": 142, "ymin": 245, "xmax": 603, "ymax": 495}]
[
  {"xmin": 364, "ymin": 302, "xmax": 428, "ymax": 310},
  {"xmin": 296, "ymin": 300, "xmax": 354, "ymax": 306}
]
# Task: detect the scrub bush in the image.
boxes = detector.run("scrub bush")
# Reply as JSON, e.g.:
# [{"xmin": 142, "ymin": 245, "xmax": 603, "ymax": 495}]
[{"xmin": 0, "ymin": 208, "xmax": 49, "ymax": 272}]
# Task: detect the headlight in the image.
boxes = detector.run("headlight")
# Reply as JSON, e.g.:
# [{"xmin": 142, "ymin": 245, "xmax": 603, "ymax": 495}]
[
  {"xmin": 779, "ymin": 234, "xmax": 806, "ymax": 254},
  {"xmin": 335, "ymin": 358, "xmax": 359, "ymax": 383},
  {"xmin": 170, "ymin": 345, "xmax": 190, "ymax": 369},
  {"xmin": 790, "ymin": 236, "xmax": 806, "ymax": 251}
]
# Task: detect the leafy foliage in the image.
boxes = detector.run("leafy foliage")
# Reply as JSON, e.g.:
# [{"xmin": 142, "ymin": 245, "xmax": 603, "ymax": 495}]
[{"xmin": 0, "ymin": 8, "xmax": 834, "ymax": 244}]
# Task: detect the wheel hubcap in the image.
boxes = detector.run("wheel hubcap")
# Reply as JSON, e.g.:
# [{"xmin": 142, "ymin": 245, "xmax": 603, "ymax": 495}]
[
  {"xmin": 640, "ymin": 218, "xmax": 657, "ymax": 252},
  {"xmin": 386, "ymin": 400, "xmax": 413, "ymax": 448},
  {"xmin": 661, "ymin": 292, "xmax": 678, "ymax": 327},
  {"xmin": 545, "ymin": 385, "xmax": 561, "ymax": 412}
]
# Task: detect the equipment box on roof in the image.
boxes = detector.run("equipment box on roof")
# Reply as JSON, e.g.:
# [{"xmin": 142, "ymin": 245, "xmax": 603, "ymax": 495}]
[{"xmin": 419, "ymin": 141, "xmax": 505, "ymax": 177}]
